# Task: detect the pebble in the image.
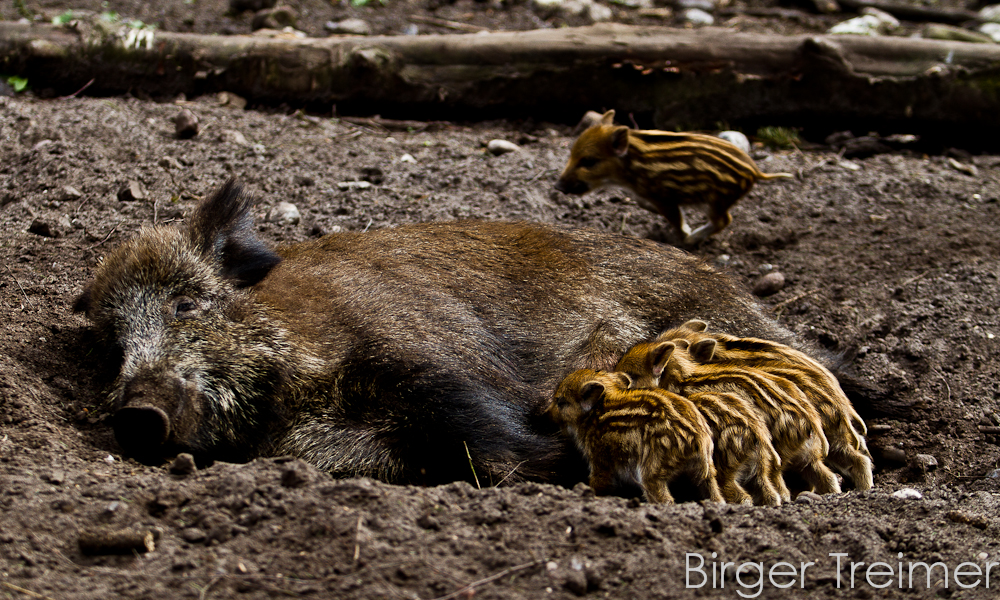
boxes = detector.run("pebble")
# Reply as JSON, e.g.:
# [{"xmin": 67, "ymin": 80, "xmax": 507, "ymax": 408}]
[
  {"xmin": 487, "ymin": 139, "xmax": 520, "ymax": 155},
  {"xmin": 880, "ymin": 446, "xmax": 907, "ymax": 464},
  {"xmin": 267, "ymin": 202, "xmax": 301, "ymax": 225},
  {"xmin": 325, "ymin": 18, "xmax": 372, "ymax": 36},
  {"xmin": 169, "ymin": 453, "xmax": 197, "ymax": 476},
  {"xmin": 913, "ymin": 453, "xmax": 938, "ymax": 471},
  {"xmin": 988, "ymin": 468, "xmax": 1000, "ymax": 479},
  {"xmin": 677, "ymin": 0, "xmax": 716, "ymax": 10},
  {"xmin": 922, "ymin": 24, "xmax": 995, "ymax": 44},
  {"xmin": 220, "ymin": 129, "xmax": 249, "ymax": 146},
  {"xmin": 981, "ymin": 23, "xmax": 1000, "ymax": 43},
  {"xmin": 117, "ymin": 180, "xmax": 147, "ymax": 202},
  {"xmin": 717, "ymin": 131, "xmax": 750, "ymax": 154},
  {"xmin": 947, "ymin": 157, "xmax": 978, "ymax": 176},
  {"xmin": 60, "ymin": 185, "xmax": 83, "ymax": 201},
  {"xmin": 399, "ymin": 153, "xmax": 416, "ymax": 163},
  {"xmin": 252, "ymin": 5, "xmax": 298, "ymax": 31},
  {"xmin": 828, "ymin": 15, "xmax": 887, "ymax": 36},
  {"xmin": 795, "ymin": 491, "xmax": 823, "ymax": 504},
  {"xmin": 981, "ymin": 5, "xmax": 1000, "ymax": 22},
  {"xmin": 158, "ymin": 156, "xmax": 184, "ymax": 170},
  {"xmin": 181, "ymin": 527, "xmax": 207, "ymax": 543},
  {"xmin": 681, "ymin": 8, "xmax": 714, "ymax": 26},
  {"xmin": 338, "ymin": 181, "xmax": 373, "ymax": 190},
  {"xmin": 753, "ymin": 271, "xmax": 785, "ymax": 297},
  {"xmin": 892, "ymin": 488, "xmax": 923, "ymax": 500},
  {"xmin": 173, "ymin": 109, "xmax": 199, "ymax": 139},
  {"xmin": 860, "ymin": 8, "xmax": 899, "ymax": 32},
  {"xmin": 217, "ymin": 91, "xmax": 247, "ymax": 110}
]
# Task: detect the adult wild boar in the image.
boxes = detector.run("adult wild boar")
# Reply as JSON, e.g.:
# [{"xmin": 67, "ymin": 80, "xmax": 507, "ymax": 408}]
[{"xmin": 75, "ymin": 179, "xmax": 816, "ymax": 485}]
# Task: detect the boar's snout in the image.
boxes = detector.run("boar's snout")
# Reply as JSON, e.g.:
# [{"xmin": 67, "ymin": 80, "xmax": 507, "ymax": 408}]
[
  {"xmin": 555, "ymin": 177, "xmax": 588, "ymax": 195},
  {"xmin": 113, "ymin": 372, "xmax": 201, "ymax": 459},
  {"xmin": 113, "ymin": 405, "xmax": 171, "ymax": 455}
]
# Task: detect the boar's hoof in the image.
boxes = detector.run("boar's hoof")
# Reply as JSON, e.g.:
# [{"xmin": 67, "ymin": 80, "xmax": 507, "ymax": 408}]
[{"xmin": 113, "ymin": 405, "xmax": 171, "ymax": 456}]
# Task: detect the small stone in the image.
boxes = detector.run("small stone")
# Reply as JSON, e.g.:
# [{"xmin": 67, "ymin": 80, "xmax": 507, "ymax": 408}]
[
  {"xmin": 399, "ymin": 153, "xmax": 416, "ymax": 163},
  {"xmin": 988, "ymin": 468, "xmax": 1000, "ymax": 479},
  {"xmin": 293, "ymin": 174, "xmax": 315, "ymax": 186},
  {"xmin": 325, "ymin": 18, "xmax": 372, "ymax": 36},
  {"xmin": 828, "ymin": 15, "xmax": 885, "ymax": 36},
  {"xmin": 252, "ymin": 5, "xmax": 298, "ymax": 31},
  {"xmin": 922, "ymin": 24, "xmax": 995, "ymax": 44},
  {"xmin": 947, "ymin": 157, "xmax": 978, "ymax": 176},
  {"xmin": 217, "ymin": 91, "xmax": 247, "ymax": 110},
  {"xmin": 860, "ymin": 7, "xmax": 899, "ymax": 32},
  {"xmin": 117, "ymin": 181, "xmax": 147, "ymax": 202},
  {"xmin": 681, "ymin": 8, "xmax": 714, "ymax": 26},
  {"xmin": 892, "ymin": 488, "xmax": 923, "ymax": 500},
  {"xmin": 169, "ymin": 453, "xmax": 197, "ymax": 476},
  {"xmin": 337, "ymin": 181, "xmax": 373, "ymax": 190},
  {"xmin": 980, "ymin": 23, "xmax": 1000, "ymax": 42},
  {"xmin": 104, "ymin": 454, "xmax": 116, "ymax": 464},
  {"xmin": 45, "ymin": 470, "xmax": 65, "ymax": 485},
  {"xmin": 981, "ymin": 5, "xmax": 1000, "ymax": 22},
  {"xmin": 487, "ymin": 139, "xmax": 520, "ymax": 155},
  {"xmin": 267, "ymin": 202, "xmax": 301, "ymax": 225},
  {"xmin": 718, "ymin": 131, "xmax": 751, "ymax": 154},
  {"xmin": 587, "ymin": 2, "xmax": 613, "ymax": 22},
  {"xmin": 880, "ymin": 446, "xmax": 906, "ymax": 464},
  {"xmin": 28, "ymin": 218, "xmax": 59, "ymax": 238},
  {"xmin": 838, "ymin": 160, "xmax": 861, "ymax": 171},
  {"xmin": 159, "ymin": 156, "xmax": 184, "ymax": 170},
  {"xmin": 173, "ymin": 109, "xmax": 199, "ymax": 139},
  {"xmin": 220, "ymin": 129, "xmax": 249, "ymax": 146},
  {"xmin": 181, "ymin": 527, "xmax": 207, "ymax": 543},
  {"xmin": 913, "ymin": 453, "xmax": 938, "ymax": 472},
  {"xmin": 60, "ymin": 186, "xmax": 83, "ymax": 201},
  {"xmin": 795, "ymin": 491, "xmax": 823, "ymax": 504},
  {"xmin": 753, "ymin": 272, "xmax": 785, "ymax": 297}
]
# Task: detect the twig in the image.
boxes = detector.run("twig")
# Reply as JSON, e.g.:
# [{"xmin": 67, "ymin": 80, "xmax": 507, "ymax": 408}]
[
  {"xmin": 979, "ymin": 426, "xmax": 1000, "ymax": 434},
  {"xmin": 59, "ymin": 78, "xmax": 94, "ymax": 100},
  {"xmin": 527, "ymin": 168, "xmax": 552, "ymax": 183},
  {"xmin": 89, "ymin": 223, "xmax": 121, "ymax": 248},
  {"xmin": 362, "ymin": 218, "xmax": 374, "ymax": 233},
  {"xmin": 1, "ymin": 582, "xmax": 56, "ymax": 600},
  {"xmin": 198, "ymin": 576, "xmax": 223, "ymax": 600},
  {"xmin": 463, "ymin": 441, "xmax": 481, "ymax": 490},
  {"xmin": 494, "ymin": 461, "xmax": 527, "ymax": 487},
  {"xmin": 408, "ymin": 14, "xmax": 488, "ymax": 33},
  {"xmin": 427, "ymin": 560, "xmax": 545, "ymax": 600},
  {"xmin": 771, "ymin": 289, "xmax": 818, "ymax": 316},
  {"xmin": 6, "ymin": 264, "xmax": 34, "ymax": 309},
  {"xmin": 900, "ymin": 270, "xmax": 931, "ymax": 287}
]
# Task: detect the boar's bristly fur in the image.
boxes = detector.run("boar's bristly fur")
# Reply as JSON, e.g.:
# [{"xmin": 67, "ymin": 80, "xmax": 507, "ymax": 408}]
[{"xmin": 77, "ymin": 178, "xmax": 811, "ymax": 486}]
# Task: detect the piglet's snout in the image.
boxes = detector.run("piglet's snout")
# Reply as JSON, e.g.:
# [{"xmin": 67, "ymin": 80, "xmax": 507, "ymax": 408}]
[{"xmin": 113, "ymin": 373, "xmax": 198, "ymax": 457}]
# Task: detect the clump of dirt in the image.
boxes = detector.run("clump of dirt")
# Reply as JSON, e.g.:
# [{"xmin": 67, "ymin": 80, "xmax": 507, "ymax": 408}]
[{"xmin": 3, "ymin": 1, "xmax": 1000, "ymax": 598}]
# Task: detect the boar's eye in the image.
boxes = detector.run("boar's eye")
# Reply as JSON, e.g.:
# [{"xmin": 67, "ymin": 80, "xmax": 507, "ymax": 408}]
[
  {"xmin": 577, "ymin": 157, "xmax": 599, "ymax": 169},
  {"xmin": 171, "ymin": 295, "xmax": 201, "ymax": 320},
  {"xmin": 555, "ymin": 397, "xmax": 569, "ymax": 409}
]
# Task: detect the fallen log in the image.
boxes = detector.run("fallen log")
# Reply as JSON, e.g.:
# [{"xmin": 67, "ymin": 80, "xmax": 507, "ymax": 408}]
[{"xmin": 3, "ymin": 20, "xmax": 1000, "ymax": 140}]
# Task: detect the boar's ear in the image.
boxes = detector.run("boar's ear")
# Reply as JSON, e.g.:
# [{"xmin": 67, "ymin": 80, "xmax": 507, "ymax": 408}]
[
  {"xmin": 610, "ymin": 126, "xmax": 630, "ymax": 158},
  {"xmin": 72, "ymin": 286, "xmax": 92, "ymax": 314},
  {"xmin": 187, "ymin": 178, "xmax": 282, "ymax": 287},
  {"xmin": 600, "ymin": 109, "xmax": 616, "ymax": 125},
  {"xmin": 690, "ymin": 339, "xmax": 717, "ymax": 363},
  {"xmin": 648, "ymin": 342, "xmax": 677, "ymax": 377},
  {"xmin": 681, "ymin": 319, "xmax": 709, "ymax": 332},
  {"xmin": 614, "ymin": 372, "xmax": 633, "ymax": 390},
  {"xmin": 579, "ymin": 381, "xmax": 606, "ymax": 414}
]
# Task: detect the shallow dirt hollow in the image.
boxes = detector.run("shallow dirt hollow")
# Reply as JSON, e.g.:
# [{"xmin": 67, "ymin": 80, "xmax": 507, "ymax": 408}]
[{"xmin": 3, "ymin": 1, "xmax": 1000, "ymax": 599}]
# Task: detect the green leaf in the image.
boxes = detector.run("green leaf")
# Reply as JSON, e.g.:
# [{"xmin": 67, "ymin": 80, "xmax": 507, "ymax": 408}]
[
  {"xmin": 52, "ymin": 10, "xmax": 75, "ymax": 25},
  {"xmin": 7, "ymin": 76, "xmax": 28, "ymax": 93}
]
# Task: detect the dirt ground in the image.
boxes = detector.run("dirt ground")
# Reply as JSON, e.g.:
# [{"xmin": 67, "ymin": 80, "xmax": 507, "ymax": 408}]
[{"xmin": 3, "ymin": 0, "xmax": 1000, "ymax": 598}]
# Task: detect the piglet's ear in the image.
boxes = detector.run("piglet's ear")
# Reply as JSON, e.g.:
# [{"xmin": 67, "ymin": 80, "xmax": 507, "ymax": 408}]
[
  {"xmin": 681, "ymin": 319, "xmax": 709, "ymax": 332},
  {"xmin": 648, "ymin": 342, "xmax": 676, "ymax": 377},
  {"xmin": 186, "ymin": 178, "xmax": 281, "ymax": 287},
  {"xmin": 579, "ymin": 381, "xmax": 606, "ymax": 414},
  {"xmin": 600, "ymin": 110, "xmax": 616, "ymax": 125},
  {"xmin": 690, "ymin": 339, "xmax": 717, "ymax": 363},
  {"xmin": 610, "ymin": 126, "xmax": 629, "ymax": 158}
]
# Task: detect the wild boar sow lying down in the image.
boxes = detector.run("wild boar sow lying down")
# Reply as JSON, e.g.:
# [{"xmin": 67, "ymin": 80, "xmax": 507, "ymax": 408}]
[{"xmin": 76, "ymin": 179, "xmax": 813, "ymax": 485}]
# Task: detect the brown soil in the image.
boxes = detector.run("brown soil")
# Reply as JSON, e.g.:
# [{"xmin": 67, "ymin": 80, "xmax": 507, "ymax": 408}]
[{"xmin": 3, "ymin": 1, "xmax": 1000, "ymax": 598}]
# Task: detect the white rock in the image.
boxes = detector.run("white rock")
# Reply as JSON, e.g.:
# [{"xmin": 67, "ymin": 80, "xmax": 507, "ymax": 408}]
[
  {"xmin": 487, "ymin": 139, "xmax": 520, "ymax": 155},
  {"xmin": 892, "ymin": 488, "xmax": 923, "ymax": 500},
  {"xmin": 338, "ymin": 181, "xmax": 373, "ymax": 190},
  {"xmin": 588, "ymin": 2, "xmax": 613, "ymax": 22},
  {"xmin": 981, "ymin": 22, "xmax": 1000, "ymax": 42},
  {"xmin": 980, "ymin": 4, "xmax": 1000, "ymax": 23},
  {"xmin": 325, "ymin": 18, "xmax": 372, "ymax": 36},
  {"xmin": 220, "ymin": 129, "xmax": 249, "ymax": 146},
  {"xmin": 860, "ymin": 7, "xmax": 899, "ymax": 32},
  {"xmin": 399, "ymin": 153, "xmax": 416, "ymax": 163},
  {"xmin": 828, "ymin": 15, "xmax": 884, "ymax": 36},
  {"xmin": 717, "ymin": 131, "xmax": 751, "ymax": 154},
  {"xmin": 533, "ymin": 0, "xmax": 564, "ymax": 8},
  {"xmin": 682, "ymin": 8, "xmax": 714, "ymax": 26},
  {"xmin": 267, "ymin": 202, "xmax": 301, "ymax": 225}
]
